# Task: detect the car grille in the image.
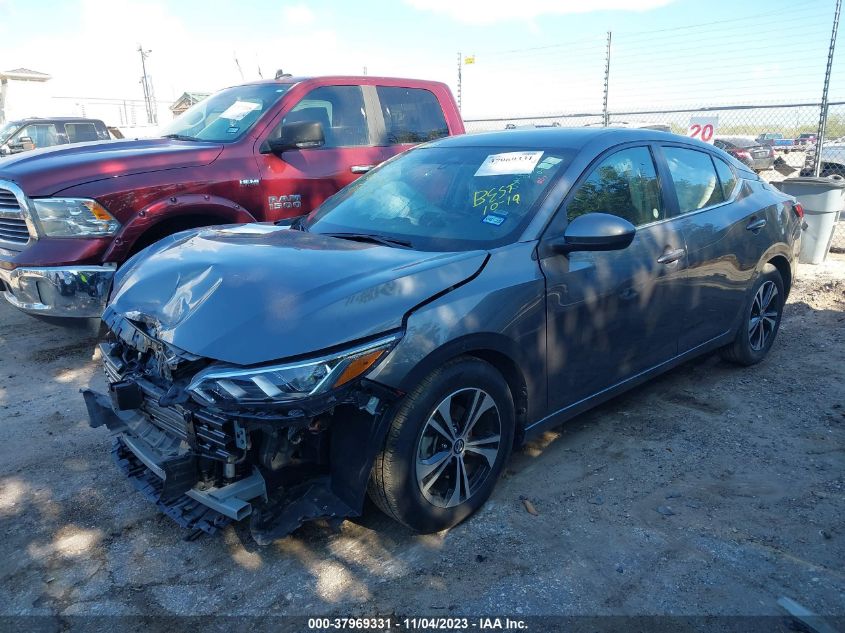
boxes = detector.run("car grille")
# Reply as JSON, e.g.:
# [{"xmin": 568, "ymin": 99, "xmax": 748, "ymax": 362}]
[{"xmin": 0, "ymin": 187, "xmax": 30, "ymax": 246}]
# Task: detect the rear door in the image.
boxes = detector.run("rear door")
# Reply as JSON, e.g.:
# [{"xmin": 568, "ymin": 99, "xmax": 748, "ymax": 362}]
[
  {"xmin": 255, "ymin": 85, "xmax": 384, "ymax": 219},
  {"xmin": 657, "ymin": 145, "xmax": 769, "ymax": 351},
  {"xmin": 540, "ymin": 144, "xmax": 689, "ymax": 410}
]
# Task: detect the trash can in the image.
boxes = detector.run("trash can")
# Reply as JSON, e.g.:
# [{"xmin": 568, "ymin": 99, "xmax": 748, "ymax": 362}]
[{"xmin": 775, "ymin": 175, "xmax": 845, "ymax": 264}]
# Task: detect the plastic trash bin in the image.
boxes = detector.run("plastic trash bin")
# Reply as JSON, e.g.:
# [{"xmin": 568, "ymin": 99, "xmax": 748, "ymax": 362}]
[{"xmin": 775, "ymin": 175, "xmax": 845, "ymax": 264}]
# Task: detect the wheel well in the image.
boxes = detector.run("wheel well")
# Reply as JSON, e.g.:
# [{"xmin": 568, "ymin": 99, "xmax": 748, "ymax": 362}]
[
  {"xmin": 767, "ymin": 255, "xmax": 792, "ymax": 298},
  {"xmin": 463, "ymin": 349, "xmax": 529, "ymax": 445},
  {"xmin": 128, "ymin": 214, "xmax": 226, "ymax": 256}
]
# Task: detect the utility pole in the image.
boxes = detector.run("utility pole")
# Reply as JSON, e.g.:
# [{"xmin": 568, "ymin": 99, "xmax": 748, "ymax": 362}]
[
  {"xmin": 814, "ymin": 0, "xmax": 841, "ymax": 176},
  {"xmin": 602, "ymin": 31, "xmax": 612, "ymax": 127},
  {"xmin": 137, "ymin": 45, "xmax": 157, "ymax": 125},
  {"xmin": 457, "ymin": 52, "xmax": 462, "ymax": 112}
]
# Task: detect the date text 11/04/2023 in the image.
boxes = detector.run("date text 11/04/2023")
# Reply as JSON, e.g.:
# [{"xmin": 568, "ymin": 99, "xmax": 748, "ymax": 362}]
[{"xmin": 307, "ymin": 617, "xmax": 529, "ymax": 630}]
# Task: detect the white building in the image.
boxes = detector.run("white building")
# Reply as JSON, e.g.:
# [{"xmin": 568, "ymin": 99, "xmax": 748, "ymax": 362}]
[{"xmin": 0, "ymin": 68, "xmax": 52, "ymax": 122}]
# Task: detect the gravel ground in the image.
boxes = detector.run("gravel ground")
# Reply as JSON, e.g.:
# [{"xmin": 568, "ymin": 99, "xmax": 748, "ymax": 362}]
[{"xmin": 0, "ymin": 255, "xmax": 843, "ymax": 621}]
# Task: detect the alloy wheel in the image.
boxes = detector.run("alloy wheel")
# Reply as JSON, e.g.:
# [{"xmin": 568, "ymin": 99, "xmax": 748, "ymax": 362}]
[
  {"xmin": 415, "ymin": 388, "xmax": 502, "ymax": 508},
  {"xmin": 748, "ymin": 280, "xmax": 779, "ymax": 351}
]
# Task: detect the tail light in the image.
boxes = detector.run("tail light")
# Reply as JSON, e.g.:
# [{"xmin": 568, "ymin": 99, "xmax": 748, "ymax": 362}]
[
  {"xmin": 793, "ymin": 202, "xmax": 804, "ymax": 219},
  {"xmin": 735, "ymin": 149, "xmax": 752, "ymax": 160}
]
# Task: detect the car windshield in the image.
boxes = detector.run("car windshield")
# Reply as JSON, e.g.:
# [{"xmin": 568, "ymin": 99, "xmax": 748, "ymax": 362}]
[
  {"xmin": 304, "ymin": 145, "xmax": 575, "ymax": 251},
  {"xmin": 159, "ymin": 84, "xmax": 292, "ymax": 142},
  {"xmin": 0, "ymin": 122, "xmax": 19, "ymax": 144}
]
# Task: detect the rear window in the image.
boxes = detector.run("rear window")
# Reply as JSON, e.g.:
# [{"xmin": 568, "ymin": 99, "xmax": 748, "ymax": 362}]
[
  {"xmin": 377, "ymin": 86, "xmax": 449, "ymax": 144},
  {"xmin": 65, "ymin": 123, "xmax": 99, "ymax": 143}
]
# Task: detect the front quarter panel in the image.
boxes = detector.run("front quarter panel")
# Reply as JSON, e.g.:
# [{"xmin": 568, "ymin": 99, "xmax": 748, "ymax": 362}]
[{"xmin": 368, "ymin": 241, "xmax": 548, "ymax": 427}]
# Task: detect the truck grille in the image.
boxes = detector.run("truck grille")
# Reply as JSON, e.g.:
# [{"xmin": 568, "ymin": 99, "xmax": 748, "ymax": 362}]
[{"xmin": 0, "ymin": 187, "xmax": 30, "ymax": 245}]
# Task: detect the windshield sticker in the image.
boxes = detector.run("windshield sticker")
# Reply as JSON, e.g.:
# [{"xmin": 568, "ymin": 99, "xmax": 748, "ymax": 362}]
[
  {"xmin": 537, "ymin": 156, "xmax": 562, "ymax": 170},
  {"xmin": 474, "ymin": 151, "xmax": 544, "ymax": 177},
  {"xmin": 226, "ymin": 126, "xmax": 240, "ymax": 134},
  {"xmin": 482, "ymin": 213, "xmax": 507, "ymax": 226},
  {"xmin": 219, "ymin": 100, "xmax": 262, "ymax": 120}
]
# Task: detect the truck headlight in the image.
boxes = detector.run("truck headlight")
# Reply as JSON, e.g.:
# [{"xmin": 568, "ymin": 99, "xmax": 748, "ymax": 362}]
[
  {"xmin": 31, "ymin": 198, "xmax": 120, "ymax": 237},
  {"xmin": 187, "ymin": 333, "xmax": 400, "ymax": 406}
]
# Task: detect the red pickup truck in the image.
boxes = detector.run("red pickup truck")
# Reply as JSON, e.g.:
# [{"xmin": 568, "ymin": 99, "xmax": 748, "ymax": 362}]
[{"xmin": 0, "ymin": 76, "xmax": 463, "ymax": 320}]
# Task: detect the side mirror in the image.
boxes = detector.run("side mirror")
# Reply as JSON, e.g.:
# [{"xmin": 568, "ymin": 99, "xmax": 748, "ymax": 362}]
[
  {"xmin": 262, "ymin": 121, "xmax": 325, "ymax": 154},
  {"xmin": 551, "ymin": 212, "xmax": 636, "ymax": 254}
]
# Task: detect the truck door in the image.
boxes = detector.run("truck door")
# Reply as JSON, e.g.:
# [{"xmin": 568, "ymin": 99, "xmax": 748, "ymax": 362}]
[
  {"xmin": 373, "ymin": 85, "xmax": 451, "ymax": 163},
  {"xmin": 254, "ymin": 85, "xmax": 384, "ymax": 220}
]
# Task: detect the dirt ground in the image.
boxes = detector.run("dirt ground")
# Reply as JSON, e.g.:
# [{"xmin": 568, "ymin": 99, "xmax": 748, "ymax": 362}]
[{"xmin": 0, "ymin": 255, "xmax": 843, "ymax": 621}]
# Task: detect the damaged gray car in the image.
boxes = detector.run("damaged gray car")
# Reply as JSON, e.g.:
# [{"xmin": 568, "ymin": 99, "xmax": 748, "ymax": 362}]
[{"xmin": 84, "ymin": 128, "xmax": 801, "ymax": 543}]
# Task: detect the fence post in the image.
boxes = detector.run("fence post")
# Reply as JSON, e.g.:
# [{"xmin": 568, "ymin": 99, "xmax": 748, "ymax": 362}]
[
  {"xmin": 456, "ymin": 52, "xmax": 462, "ymax": 113},
  {"xmin": 602, "ymin": 31, "xmax": 612, "ymax": 127},
  {"xmin": 814, "ymin": 0, "xmax": 841, "ymax": 176}
]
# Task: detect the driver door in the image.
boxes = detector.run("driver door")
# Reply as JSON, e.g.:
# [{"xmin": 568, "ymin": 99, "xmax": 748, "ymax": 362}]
[
  {"xmin": 539, "ymin": 145, "xmax": 689, "ymax": 411},
  {"xmin": 255, "ymin": 85, "xmax": 384, "ymax": 220}
]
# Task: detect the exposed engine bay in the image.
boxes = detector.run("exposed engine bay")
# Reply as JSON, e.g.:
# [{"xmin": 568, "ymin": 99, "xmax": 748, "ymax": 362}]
[{"xmin": 83, "ymin": 313, "xmax": 402, "ymax": 544}]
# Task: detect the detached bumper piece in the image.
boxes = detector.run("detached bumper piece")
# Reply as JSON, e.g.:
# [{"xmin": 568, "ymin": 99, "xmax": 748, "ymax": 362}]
[{"xmin": 112, "ymin": 436, "xmax": 231, "ymax": 537}]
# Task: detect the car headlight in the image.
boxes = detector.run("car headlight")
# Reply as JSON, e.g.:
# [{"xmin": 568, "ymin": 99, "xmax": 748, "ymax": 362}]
[
  {"xmin": 31, "ymin": 198, "xmax": 120, "ymax": 237},
  {"xmin": 187, "ymin": 333, "xmax": 400, "ymax": 406}
]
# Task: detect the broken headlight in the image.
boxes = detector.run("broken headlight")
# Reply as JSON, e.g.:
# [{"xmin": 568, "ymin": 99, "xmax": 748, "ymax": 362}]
[{"xmin": 186, "ymin": 333, "xmax": 400, "ymax": 406}]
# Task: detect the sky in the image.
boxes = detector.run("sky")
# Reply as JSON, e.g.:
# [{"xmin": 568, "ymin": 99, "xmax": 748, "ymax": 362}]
[{"xmin": 0, "ymin": 0, "xmax": 842, "ymax": 120}]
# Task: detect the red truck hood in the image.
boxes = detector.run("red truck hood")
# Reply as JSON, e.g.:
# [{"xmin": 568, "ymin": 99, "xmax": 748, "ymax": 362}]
[{"xmin": 0, "ymin": 138, "xmax": 224, "ymax": 196}]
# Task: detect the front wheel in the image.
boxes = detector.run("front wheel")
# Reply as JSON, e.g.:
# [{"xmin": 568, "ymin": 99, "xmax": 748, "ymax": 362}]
[
  {"xmin": 720, "ymin": 264, "xmax": 784, "ymax": 366},
  {"xmin": 368, "ymin": 357, "xmax": 515, "ymax": 533}
]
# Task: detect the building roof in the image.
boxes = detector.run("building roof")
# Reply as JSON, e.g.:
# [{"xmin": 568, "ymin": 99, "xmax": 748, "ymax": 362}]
[
  {"xmin": 170, "ymin": 91, "xmax": 211, "ymax": 111},
  {"xmin": 1, "ymin": 68, "xmax": 52, "ymax": 81}
]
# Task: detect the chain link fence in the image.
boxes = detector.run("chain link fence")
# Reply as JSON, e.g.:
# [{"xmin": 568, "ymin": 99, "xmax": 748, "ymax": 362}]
[{"xmin": 464, "ymin": 101, "xmax": 845, "ymax": 251}]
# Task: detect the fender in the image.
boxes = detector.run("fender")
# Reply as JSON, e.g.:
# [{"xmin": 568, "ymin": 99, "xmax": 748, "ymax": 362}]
[{"xmin": 103, "ymin": 194, "xmax": 257, "ymax": 261}]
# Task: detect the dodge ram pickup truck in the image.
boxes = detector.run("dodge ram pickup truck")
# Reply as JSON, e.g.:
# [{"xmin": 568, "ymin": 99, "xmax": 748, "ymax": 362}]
[{"xmin": 0, "ymin": 76, "xmax": 463, "ymax": 320}]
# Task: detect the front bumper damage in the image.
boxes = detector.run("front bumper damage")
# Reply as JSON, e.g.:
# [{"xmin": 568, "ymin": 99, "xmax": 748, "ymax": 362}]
[{"xmin": 84, "ymin": 315, "xmax": 400, "ymax": 544}]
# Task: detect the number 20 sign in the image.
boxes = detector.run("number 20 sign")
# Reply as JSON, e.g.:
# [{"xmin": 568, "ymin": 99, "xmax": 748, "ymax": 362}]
[{"xmin": 688, "ymin": 116, "xmax": 719, "ymax": 144}]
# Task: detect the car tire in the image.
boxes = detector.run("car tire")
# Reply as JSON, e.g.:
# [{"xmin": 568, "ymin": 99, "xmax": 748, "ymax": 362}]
[
  {"xmin": 720, "ymin": 264, "xmax": 784, "ymax": 366},
  {"xmin": 368, "ymin": 356, "xmax": 515, "ymax": 533}
]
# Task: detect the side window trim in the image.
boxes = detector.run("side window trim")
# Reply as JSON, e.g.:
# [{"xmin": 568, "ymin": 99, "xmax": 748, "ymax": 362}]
[
  {"xmin": 657, "ymin": 143, "xmax": 740, "ymax": 219},
  {"xmin": 361, "ymin": 85, "xmax": 385, "ymax": 146}
]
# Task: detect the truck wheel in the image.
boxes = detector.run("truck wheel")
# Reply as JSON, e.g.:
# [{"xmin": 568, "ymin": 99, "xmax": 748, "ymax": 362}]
[
  {"xmin": 368, "ymin": 357, "xmax": 514, "ymax": 533},
  {"xmin": 720, "ymin": 264, "xmax": 784, "ymax": 366}
]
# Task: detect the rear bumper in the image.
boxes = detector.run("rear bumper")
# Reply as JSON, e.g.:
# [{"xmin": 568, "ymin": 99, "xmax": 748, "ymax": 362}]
[{"xmin": 0, "ymin": 264, "xmax": 115, "ymax": 317}]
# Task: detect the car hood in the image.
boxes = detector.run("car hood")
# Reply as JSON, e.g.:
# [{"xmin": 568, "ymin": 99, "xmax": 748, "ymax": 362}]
[
  {"xmin": 104, "ymin": 224, "xmax": 488, "ymax": 366},
  {"xmin": 0, "ymin": 138, "xmax": 223, "ymax": 196}
]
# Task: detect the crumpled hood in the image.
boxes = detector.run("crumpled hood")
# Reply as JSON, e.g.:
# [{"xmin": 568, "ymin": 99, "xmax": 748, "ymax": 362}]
[
  {"xmin": 0, "ymin": 138, "xmax": 223, "ymax": 196},
  {"xmin": 105, "ymin": 224, "xmax": 488, "ymax": 365}
]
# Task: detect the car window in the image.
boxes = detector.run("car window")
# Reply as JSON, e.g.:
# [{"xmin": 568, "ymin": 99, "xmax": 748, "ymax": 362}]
[
  {"xmin": 15, "ymin": 124, "xmax": 59, "ymax": 148},
  {"xmin": 279, "ymin": 85, "xmax": 369, "ymax": 148},
  {"xmin": 567, "ymin": 146, "xmax": 664, "ymax": 226},
  {"xmin": 306, "ymin": 145, "xmax": 575, "ymax": 251},
  {"xmin": 664, "ymin": 147, "xmax": 725, "ymax": 214},
  {"xmin": 713, "ymin": 157, "xmax": 738, "ymax": 199},
  {"xmin": 65, "ymin": 123, "xmax": 99, "ymax": 143},
  {"xmin": 376, "ymin": 86, "xmax": 449, "ymax": 144}
]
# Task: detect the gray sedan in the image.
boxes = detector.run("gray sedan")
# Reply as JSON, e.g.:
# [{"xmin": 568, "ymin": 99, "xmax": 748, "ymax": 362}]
[{"xmin": 85, "ymin": 128, "xmax": 803, "ymax": 543}]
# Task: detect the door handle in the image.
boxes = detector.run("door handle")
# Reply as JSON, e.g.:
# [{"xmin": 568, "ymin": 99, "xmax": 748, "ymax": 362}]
[
  {"xmin": 657, "ymin": 248, "xmax": 685, "ymax": 265},
  {"xmin": 746, "ymin": 217, "xmax": 767, "ymax": 231},
  {"xmin": 350, "ymin": 164, "xmax": 375, "ymax": 174}
]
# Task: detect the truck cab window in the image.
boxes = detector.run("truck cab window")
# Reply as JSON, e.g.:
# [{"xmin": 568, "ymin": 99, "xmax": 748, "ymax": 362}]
[
  {"xmin": 376, "ymin": 86, "xmax": 449, "ymax": 144},
  {"xmin": 280, "ymin": 86, "xmax": 369, "ymax": 148}
]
